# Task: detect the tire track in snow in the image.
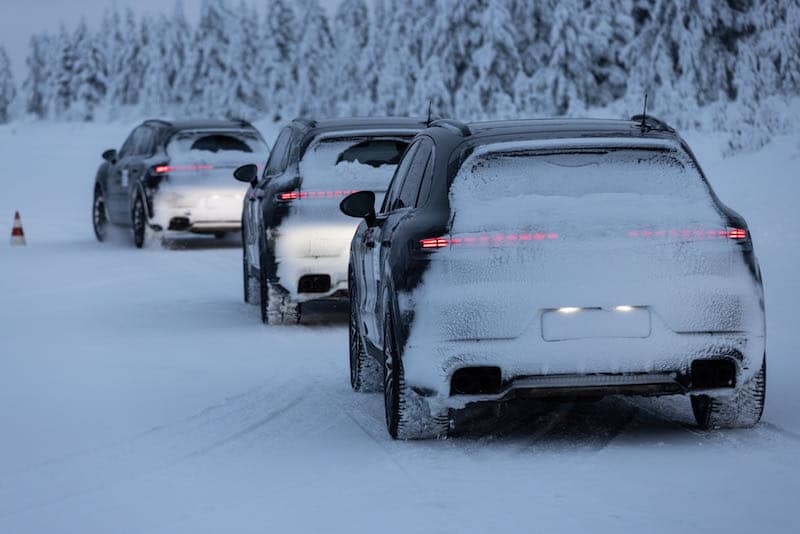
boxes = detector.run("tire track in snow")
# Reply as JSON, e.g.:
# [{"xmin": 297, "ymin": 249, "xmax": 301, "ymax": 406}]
[{"xmin": 0, "ymin": 383, "xmax": 307, "ymax": 519}]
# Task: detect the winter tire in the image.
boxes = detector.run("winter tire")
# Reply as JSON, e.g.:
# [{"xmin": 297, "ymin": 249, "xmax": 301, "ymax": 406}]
[
  {"xmin": 349, "ymin": 268, "xmax": 382, "ymax": 392},
  {"xmin": 258, "ymin": 248, "xmax": 271, "ymax": 324},
  {"xmin": 92, "ymin": 186, "xmax": 108, "ymax": 242},
  {"xmin": 258, "ymin": 248, "xmax": 300, "ymax": 325},
  {"xmin": 383, "ymin": 309, "xmax": 448, "ymax": 440},
  {"xmin": 691, "ymin": 356, "xmax": 766, "ymax": 429},
  {"xmin": 243, "ymin": 245, "xmax": 255, "ymax": 304},
  {"xmin": 132, "ymin": 195, "xmax": 146, "ymax": 248}
]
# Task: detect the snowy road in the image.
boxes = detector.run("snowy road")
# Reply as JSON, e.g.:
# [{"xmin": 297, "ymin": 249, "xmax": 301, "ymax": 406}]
[{"xmin": 0, "ymin": 123, "xmax": 799, "ymax": 533}]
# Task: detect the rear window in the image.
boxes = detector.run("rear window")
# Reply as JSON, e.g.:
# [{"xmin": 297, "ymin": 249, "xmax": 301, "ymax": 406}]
[
  {"xmin": 167, "ymin": 130, "xmax": 269, "ymax": 167},
  {"xmin": 450, "ymin": 144, "xmax": 718, "ymax": 235},
  {"xmin": 455, "ymin": 148, "xmax": 709, "ymax": 202},
  {"xmin": 298, "ymin": 137, "xmax": 409, "ymax": 192}
]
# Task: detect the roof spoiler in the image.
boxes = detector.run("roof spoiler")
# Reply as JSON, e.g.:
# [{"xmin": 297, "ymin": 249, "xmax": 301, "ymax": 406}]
[
  {"xmin": 430, "ymin": 119, "xmax": 471, "ymax": 136},
  {"xmin": 630, "ymin": 114, "xmax": 674, "ymax": 133}
]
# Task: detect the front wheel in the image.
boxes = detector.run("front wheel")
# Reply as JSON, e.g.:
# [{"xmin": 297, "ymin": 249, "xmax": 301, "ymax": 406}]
[
  {"xmin": 132, "ymin": 195, "xmax": 146, "ymax": 248},
  {"xmin": 92, "ymin": 187, "xmax": 108, "ymax": 242},
  {"xmin": 691, "ymin": 356, "xmax": 766, "ymax": 429}
]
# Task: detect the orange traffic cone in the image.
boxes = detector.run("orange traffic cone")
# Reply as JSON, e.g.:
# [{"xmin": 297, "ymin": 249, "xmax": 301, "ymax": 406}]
[{"xmin": 10, "ymin": 211, "xmax": 26, "ymax": 246}]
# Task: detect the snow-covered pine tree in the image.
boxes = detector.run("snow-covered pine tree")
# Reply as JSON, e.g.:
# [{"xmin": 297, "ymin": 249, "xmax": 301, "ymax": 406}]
[
  {"xmin": 361, "ymin": 0, "xmax": 388, "ymax": 113},
  {"xmin": 332, "ymin": 0, "xmax": 370, "ymax": 116},
  {"xmin": 223, "ymin": 0, "xmax": 264, "ymax": 118},
  {"xmin": 101, "ymin": 5, "xmax": 126, "ymax": 114},
  {"xmin": 165, "ymin": 0, "xmax": 193, "ymax": 113},
  {"xmin": 263, "ymin": 0, "xmax": 299, "ymax": 122},
  {"xmin": 0, "ymin": 45, "xmax": 16, "ymax": 123},
  {"xmin": 22, "ymin": 34, "xmax": 49, "ymax": 118},
  {"xmin": 140, "ymin": 14, "xmax": 173, "ymax": 115},
  {"xmin": 186, "ymin": 0, "xmax": 237, "ymax": 116},
  {"xmin": 52, "ymin": 25, "xmax": 78, "ymax": 118},
  {"xmin": 529, "ymin": 0, "xmax": 598, "ymax": 115},
  {"xmin": 376, "ymin": 0, "xmax": 426, "ymax": 116},
  {"xmin": 582, "ymin": 0, "xmax": 633, "ymax": 108},
  {"xmin": 294, "ymin": 0, "xmax": 335, "ymax": 117},
  {"xmin": 111, "ymin": 7, "xmax": 145, "ymax": 110},
  {"xmin": 449, "ymin": 0, "xmax": 520, "ymax": 120},
  {"xmin": 509, "ymin": 0, "xmax": 551, "ymax": 78},
  {"xmin": 71, "ymin": 19, "xmax": 108, "ymax": 121}
]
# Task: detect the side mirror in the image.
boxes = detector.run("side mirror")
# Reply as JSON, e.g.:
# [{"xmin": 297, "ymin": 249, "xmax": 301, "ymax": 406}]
[
  {"xmin": 340, "ymin": 190, "xmax": 376, "ymax": 227},
  {"xmin": 102, "ymin": 149, "xmax": 117, "ymax": 163},
  {"xmin": 234, "ymin": 163, "xmax": 259, "ymax": 186}
]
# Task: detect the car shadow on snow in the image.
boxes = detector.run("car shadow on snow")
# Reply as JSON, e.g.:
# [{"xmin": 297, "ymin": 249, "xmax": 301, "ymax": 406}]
[
  {"xmin": 442, "ymin": 395, "xmax": 725, "ymax": 451},
  {"xmin": 159, "ymin": 234, "xmax": 243, "ymax": 250}
]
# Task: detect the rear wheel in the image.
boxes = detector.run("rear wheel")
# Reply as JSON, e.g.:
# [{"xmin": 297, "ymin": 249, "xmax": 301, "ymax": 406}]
[
  {"xmin": 691, "ymin": 356, "xmax": 766, "ymax": 429},
  {"xmin": 258, "ymin": 248, "xmax": 300, "ymax": 325},
  {"xmin": 383, "ymin": 309, "xmax": 448, "ymax": 440},
  {"xmin": 349, "ymin": 269, "xmax": 382, "ymax": 392},
  {"xmin": 243, "ymin": 245, "xmax": 255, "ymax": 304},
  {"xmin": 92, "ymin": 187, "xmax": 108, "ymax": 242},
  {"xmin": 132, "ymin": 195, "xmax": 146, "ymax": 248}
]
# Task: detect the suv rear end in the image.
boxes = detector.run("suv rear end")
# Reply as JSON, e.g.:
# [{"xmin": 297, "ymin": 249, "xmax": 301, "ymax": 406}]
[
  {"xmin": 398, "ymin": 119, "xmax": 766, "ymax": 437},
  {"xmin": 150, "ymin": 126, "xmax": 268, "ymax": 236}
]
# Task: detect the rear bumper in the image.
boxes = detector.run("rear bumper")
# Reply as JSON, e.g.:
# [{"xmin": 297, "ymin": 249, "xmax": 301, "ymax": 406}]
[
  {"xmin": 150, "ymin": 190, "xmax": 243, "ymax": 234},
  {"xmin": 403, "ymin": 323, "xmax": 765, "ymax": 412},
  {"xmin": 272, "ymin": 223, "xmax": 358, "ymax": 303}
]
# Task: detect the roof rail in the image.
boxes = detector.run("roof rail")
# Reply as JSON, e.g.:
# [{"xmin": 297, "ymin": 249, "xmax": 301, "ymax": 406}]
[
  {"xmin": 292, "ymin": 117, "xmax": 317, "ymax": 129},
  {"xmin": 630, "ymin": 114, "xmax": 674, "ymax": 133},
  {"xmin": 430, "ymin": 119, "xmax": 471, "ymax": 136}
]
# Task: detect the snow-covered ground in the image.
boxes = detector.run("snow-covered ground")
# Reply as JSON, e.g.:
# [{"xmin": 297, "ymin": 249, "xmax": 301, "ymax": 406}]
[{"xmin": 0, "ymin": 121, "xmax": 798, "ymax": 533}]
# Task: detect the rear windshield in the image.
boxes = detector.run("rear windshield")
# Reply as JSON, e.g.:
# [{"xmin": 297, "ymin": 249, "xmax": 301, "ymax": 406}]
[
  {"xmin": 450, "ymin": 146, "xmax": 717, "ymax": 234},
  {"xmin": 167, "ymin": 130, "xmax": 269, "ymax": 167},
  {"xmin": 455, "ymin": 148, "xmax": 709, "ymax": 202},
  {"xmin": 298, "ymin": 137, "xmax": 409, "ymax": 192}
]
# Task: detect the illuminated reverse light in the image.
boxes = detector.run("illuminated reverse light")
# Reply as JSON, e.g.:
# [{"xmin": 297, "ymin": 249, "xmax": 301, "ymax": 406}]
[
  {"xmin": 614, "ymin": 305, "xmax": 635, "ymax": 312},
  {"xmin": 557, "ymin": 307, "xmax": 581, "ymax": 314}
]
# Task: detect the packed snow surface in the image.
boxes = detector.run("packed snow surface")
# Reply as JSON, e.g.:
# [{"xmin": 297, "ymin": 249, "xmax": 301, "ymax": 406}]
[{"xmin": 0, "ymin": 122, "xmax": 799, "ymax": 533}]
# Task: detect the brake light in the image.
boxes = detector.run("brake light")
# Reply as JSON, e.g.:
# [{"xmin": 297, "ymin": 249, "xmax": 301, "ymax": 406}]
[
  {"xmin": 419, "ymin": 232, "xmax": 559, "ymax": 251},
  {"xmin": 627, "ymin": 228, "xmax": 747, "ymax": 240},
  {"xmin": 153, "ymin": 164, "xmax": 214, "ymax": 174},
  {"xmin": 276, "ymin": 190, "xmax": 359, "ymax": 202}
]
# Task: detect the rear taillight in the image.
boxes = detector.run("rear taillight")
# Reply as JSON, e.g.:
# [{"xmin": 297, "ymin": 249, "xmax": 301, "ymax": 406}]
[
  {"xmin": 275, "ymin": 190, "xmax": 359, "ymax": 202},
  {"xmin": 419, "ymin": 232, "xmax": 559, "ymax": 251},
  {"xmin": 627, "ymin": 228, "xmax": 748, "ymax": 241},
  {"xmin": 152, "ymin": 164, "xmax": 214, "ymax": 174}
]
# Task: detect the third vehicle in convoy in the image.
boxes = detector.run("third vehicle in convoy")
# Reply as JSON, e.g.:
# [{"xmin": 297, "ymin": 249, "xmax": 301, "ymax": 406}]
[
  {"xmin": 93, "ymin": 119, "xmax": 269, "ymax": 247},
  {"xmin": 234, "ymin": 117, "xmax": 426, "ymax": 325},
  {"xmin": 341, "ymin": 116, "xmax": 766, "ymax": 439}
]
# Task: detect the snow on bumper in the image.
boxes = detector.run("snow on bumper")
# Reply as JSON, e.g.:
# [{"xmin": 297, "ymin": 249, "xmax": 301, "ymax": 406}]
[
  {"xmin": 402, "ymin": 309, "xmax": 765, "ymax": 412},
  {"xmin": 273, "ymin": 221, "xmax": 359, "ymax": 302},
  {"xmin": 150, "ymin": 187, "xmax": 245, "ymax": 233}
]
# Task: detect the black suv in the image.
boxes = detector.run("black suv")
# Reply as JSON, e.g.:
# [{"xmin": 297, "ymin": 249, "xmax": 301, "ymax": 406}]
[
  {"xmin": 341, "ymin": 117, "xmax": 765, "ymax": 439},
  {"xmin": 233, "ymin": 117, "xmax": 426, "ymax": 325},
  {"xmin": 93, "ymin": 119, "xmax": 268, "ymax": 247}
]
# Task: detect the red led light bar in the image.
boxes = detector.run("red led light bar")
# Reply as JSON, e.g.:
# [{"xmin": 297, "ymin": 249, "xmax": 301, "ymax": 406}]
[
  {"xmin": 419, "ymin": 232, "xmax": 559, "ymax": 251},
  {"xmin": 154, "ymin": 164, "xmax": 214, "ymax": 174},
  {"xmin": 627, "ymin": 228, "xmax": 747, "ymax": 240},
  {"xmin": 276, "ymin": 190, "xmax": 359, "ymax": 201}
]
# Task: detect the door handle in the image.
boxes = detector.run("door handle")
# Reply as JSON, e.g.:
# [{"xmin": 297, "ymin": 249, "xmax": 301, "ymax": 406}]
[
  {"xmin": 366, "ymin": 241, "xmax": 375, "ymax": 249},
  {"xmin": 381, "ymin": 240, "xmax": 391, "ymax": 247}
]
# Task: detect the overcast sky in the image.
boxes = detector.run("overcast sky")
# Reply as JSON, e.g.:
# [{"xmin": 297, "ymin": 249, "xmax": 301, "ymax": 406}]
[{"xmin": 0, "ymin": 0, "xmax": 344, "ymax": 81}]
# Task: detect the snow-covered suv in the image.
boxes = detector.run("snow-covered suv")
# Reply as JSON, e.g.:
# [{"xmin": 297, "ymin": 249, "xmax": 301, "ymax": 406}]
[
  {"xmin": 235, "ymin": 117, "xmax": 426, "ymax": 325},
  {"xmin": 93, "ymin": 119, "xmax": 269, "ymax": 247},
  {"xmin": 341, "ymin": 116, "xmax": 767, "ymax": 439}
]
